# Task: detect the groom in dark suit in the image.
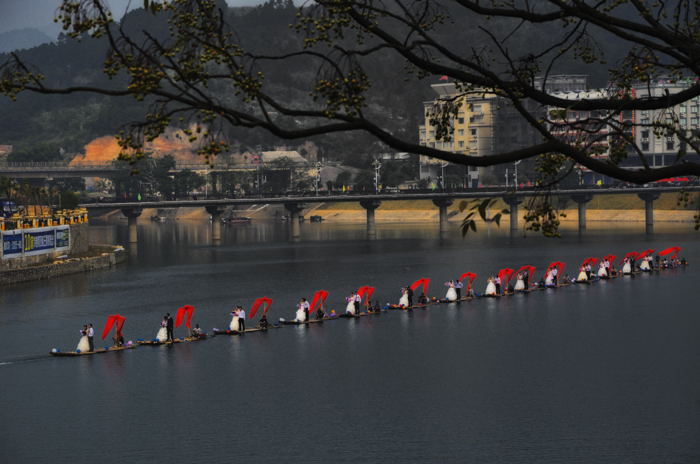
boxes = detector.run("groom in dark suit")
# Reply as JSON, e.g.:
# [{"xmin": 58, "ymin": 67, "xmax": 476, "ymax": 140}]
[{"xmin": 166, "ymin": 313, "xmax": 174, "ymax": 342}]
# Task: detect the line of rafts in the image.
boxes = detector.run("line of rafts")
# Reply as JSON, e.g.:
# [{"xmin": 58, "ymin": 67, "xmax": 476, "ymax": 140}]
[{"xmin": 50, "ymin": 246, "xmax": 687, "ymax": 356}]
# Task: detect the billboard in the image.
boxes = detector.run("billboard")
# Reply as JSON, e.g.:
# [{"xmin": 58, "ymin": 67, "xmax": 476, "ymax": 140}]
[
  {"xmin": 1, "ymin": 226, "xmax": 71, "ymax": 259},
  {"xmin": 2, "ymin": 230, "xmax": 23, "ymax": 257}
]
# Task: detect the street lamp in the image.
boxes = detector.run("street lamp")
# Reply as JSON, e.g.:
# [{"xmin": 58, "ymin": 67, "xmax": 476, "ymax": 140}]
[
  {"xmin": 441, "ymin": 161, "xmax": 448, "ymax": 191},
  {"xmin": 315, "ymin": 161, "xmax": 321, "ymax": 196},
  {"xmin": 372, "ymin": 159, "xmax": 382, "ymax": 193},
  {"xmin": 514, "ymin": 160, "xmax": 521, "ymax": 190}
]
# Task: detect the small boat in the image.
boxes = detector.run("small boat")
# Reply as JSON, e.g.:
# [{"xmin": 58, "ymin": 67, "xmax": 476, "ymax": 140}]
[
  {"xmin": 223, "ymin": 216, "xmax": 252, "ymax": 224},
  {"xmin": 136, "ymin": 338, "xmax": 185, "ymax": 345},
  {"xmin": 212, "ymin": 328, "xmax": 241, "ymax": 336},
  {"xmin": 50, "ymin": 344, "xmax": 137, "ymax": 357}
]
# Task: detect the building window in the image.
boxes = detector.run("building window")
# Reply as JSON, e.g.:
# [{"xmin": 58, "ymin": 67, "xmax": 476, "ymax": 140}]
[
  {"xmin": 458, "ymin": 141, "xmax": 464, "ymax": 148},
  {"xmin": 457, "ymin": 118, "xmax": 464, "ymax": 124},
  {"xmin": 429, "ymin": 130, "xmax": 435, "ymax": 137},
  {"xmin": 458, "ymin": 129, "xmax": 464, "ymax": 136},
  {"xmin": 429, "ymin": 142, "xmax": 435, "ymax": 148},
  {"xmin": 641, "ymin": 141, "xmax": 649, "ymax": 151},
  {"xmin": 641, "ymin": 130, "xmax": 649, "ymax": 138},
  {"xmin": 692, "ymin": 117, "xmax": 699, "ymax": 126},
  {"xmin": 680, "ymin": 106, "xmax": 687, "ymax": 114},
  {"xmin": 470, "ymin": 129, "xmax": 477, "ymax": 136},
  {"xmin": 666, "ymin": 139, "xmax": 674, "ymax": 150},
  {"xmin": 641, "ymin": 118, "xmax": 650, "ymax": 124},
  {"xmin": 693, "ymin": 106, "xmax": 699, "ymax": 113}
]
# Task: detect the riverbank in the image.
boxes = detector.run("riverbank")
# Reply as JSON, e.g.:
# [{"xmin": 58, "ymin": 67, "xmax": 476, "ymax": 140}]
[{"xmin": 0, "ymin": 245, "xmax": 126, "ymax": 286}]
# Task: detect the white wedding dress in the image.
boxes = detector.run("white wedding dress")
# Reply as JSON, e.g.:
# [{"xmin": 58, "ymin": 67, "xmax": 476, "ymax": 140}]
[
  {"xmin": 76, "ymin": 334, "xmax": 90, "ymax": 352},
  {"xmin": 156, "ymin": 325, "xmax": 167, "ymax": 341},
  {"xmin": 485, "ymin": 281, "xmax": 497, "ymax": 296},
  {"xmin": 445, "ymin": 286, "xmax": 457, "ymax": 301},
  {"xmin": 597, "ymin": 265, "xmax": 607, "ymax": 278},
  {"xmin": 514, "ymin": 278, "xmax": 525, "ymax": 291},
  {"xmin": 295, "ymin": 308, "xmax": 307, "ymax": 322},
  {"xmin": 622, "ymin": 262, "xmax": 632, "ymax": 274},
  {"xmin": 545, "ymin": 272, "xmax": 554, "ymax": 286},
  {"xmin": 577, "ymin": 270, "xmax": 588, "ymax": 281},
  {"xmin": 229, "ymin": 315, "xmax": 240, "ymax": 331},
  {"xmin": 345, "ymin": 300, "xmax": 356, "ymax": 315},
  {"xmin": 398, "ymin": 292, "xmax": 409, "ymax": 307},
  {"xmin": 640, "ymin": 259, "xmax": 650, "ymax": 271}
]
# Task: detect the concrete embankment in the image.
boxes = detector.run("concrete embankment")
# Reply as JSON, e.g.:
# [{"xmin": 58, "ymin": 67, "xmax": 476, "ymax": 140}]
[{"xmin": 0, "ymin": 245, "xmax": 126, "ymax": 286}]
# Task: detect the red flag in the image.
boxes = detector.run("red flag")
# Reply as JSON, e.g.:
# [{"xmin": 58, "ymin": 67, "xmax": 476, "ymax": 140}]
[
  {"xmin": 248, "ymin": 297, "xmax": 273, "ymax": 319},
  {"xmin": 309, "ymin": 290, "xmax": 328, "ymax": 314},
  {"xmin": 620, "ymin": 252, "xmax": 639, "ymax": 264},
  {"xmin": 637, "ymin": 249, "xmax": 655, "ymax": 259},
  {"xmin": 604, "ymin": 254, "xmax": 616, "ymax": 264},
  {"xmin": 581, "ymin": 257, "xmax": 598, "ymax": 267}
]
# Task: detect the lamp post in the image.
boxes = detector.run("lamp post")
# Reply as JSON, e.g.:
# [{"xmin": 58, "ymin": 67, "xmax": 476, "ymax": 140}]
[
  {"xmin": 440, "ymin": 161, "xmax": 448, "ymax": 191},
  {"xmin": 373, "ymin": 159, "xmax": 382, "ymax": 193},
  {"xmin": 514, "ymin": 160, "xmax": 521, "ymax": 190},
  {"xmin": 315, "ymin": 161, "xmax": 321, "ymax": 196}
]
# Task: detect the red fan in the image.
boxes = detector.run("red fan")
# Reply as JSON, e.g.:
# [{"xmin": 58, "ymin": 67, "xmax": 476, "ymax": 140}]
[
  {"xmin": 637, "ymin": 249, "xmax": 655, "ymax": 259},
  {"xmin": 620, "ymin": 251, "xmax": 639, "ymax": 264}
]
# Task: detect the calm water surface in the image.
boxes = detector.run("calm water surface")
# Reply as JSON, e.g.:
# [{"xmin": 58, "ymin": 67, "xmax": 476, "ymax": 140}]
[{"xmin": 1, "ymin": 220, "xmax": 699, "ymax": 463}]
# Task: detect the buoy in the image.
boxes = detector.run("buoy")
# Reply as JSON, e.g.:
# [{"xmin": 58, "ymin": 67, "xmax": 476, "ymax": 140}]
[{"xmin": 51, "ymin": 348, "xmax": 58, "ymax": 353}]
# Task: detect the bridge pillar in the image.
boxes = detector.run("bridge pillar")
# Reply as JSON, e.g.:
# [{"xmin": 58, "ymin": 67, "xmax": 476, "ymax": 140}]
[
  {"xmin": 432, "ymin": 198, "xmax": 454, "ymax": 238},
  {"xmin": 121, "ymin": 208, "xmax": 142, "ymax": 244},
  {"xmin": 502, "ymin": 195, "xmax": 521, "ymax": 236},
  {"xmin": 570, "ymin": 193, "xmax": 594, "ymax": 233},
  {"xmin": 206, "ymin": 206, "xmax": 226, "ymax": 242},
  {"xmin": 638, "ymin": 192, "xmax": 660, "ymax": 234},
  {"xmin": 360, "ymin": 200, "xmax": 381, "ymax": 239},
  {"xmin": 284, "ymin": 203, "xmax": 304, "ymax": 241}
]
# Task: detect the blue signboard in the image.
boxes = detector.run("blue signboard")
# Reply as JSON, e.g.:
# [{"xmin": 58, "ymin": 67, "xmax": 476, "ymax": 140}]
[
  {"xmin": 2, "ymin": 231, "xmax": 23, "ymax": 257},
  {"xmin": 23, "ymin": 229, "xmax": 56, "ymax": 256},
  {"xmin": 55, "ymin": 227, "xmax": 70, "ymax": 250}
]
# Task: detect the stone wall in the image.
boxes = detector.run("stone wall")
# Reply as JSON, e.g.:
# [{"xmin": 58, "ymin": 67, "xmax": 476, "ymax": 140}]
[
  {"xmin": 0, "ymin": 247, "xmax": 126, "ymax": 286},
  {"xmin": 70, "ymin": 223, "xmax": 90, "ymax": 254}
]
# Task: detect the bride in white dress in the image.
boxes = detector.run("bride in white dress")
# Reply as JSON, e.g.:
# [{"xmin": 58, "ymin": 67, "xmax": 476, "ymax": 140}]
[
  {"xmin": 576, "ymin": 267, "xmax": 588, "ymax": 282},
  {"xmin": 156, "ymin": 318, "xmax": 168, "ymax": 341},
  {"xmin": 445, "ymin": 281, "xmax": 457, "ymax": 301},
  {"xmin": 229, "ymin": 309, "xmax": 240, "ymax": 331},
  {"xmin": 346, "ymin": 294, "xmax": 357, "ymax": 315},
  {"xmin": 484, "ymin": 278, "xmax": 497, "ymax": 296},
  {"xmin": 622, "ymin": 259, "xmax": 632, "ymax": 274},
  {"xmin": 76, "ymin": 326, "xmax": 90, "ymax": 352},
  {"xmin": 295, "ymin": 300, "xmax": 308, "ymax": 322},
  {"xmin": 514, "ymin": 273, "xmax": 525, "ymax": 291},
  {"xmin": 398, "ymin": 288, "xmax": 409, "ymax": 307},
  {"xmin": 639, "ymin": 257, "xmax": 651, "ymax": 271},
  {"xmin": 544, "ymin": 271, "xmax": 554, "ymax": 286},
  {"xmin": 597, "ymin": 262, "xmax": 608, "ymax": 278}
]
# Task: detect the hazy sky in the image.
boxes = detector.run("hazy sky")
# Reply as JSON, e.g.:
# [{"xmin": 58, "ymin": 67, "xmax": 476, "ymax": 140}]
[{"xmin": 0, "ymin": 0, "xmax": 262, "ymax": 35}]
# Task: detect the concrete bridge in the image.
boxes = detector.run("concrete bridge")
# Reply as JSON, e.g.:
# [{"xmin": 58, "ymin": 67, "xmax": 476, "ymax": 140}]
[{"xmin": 81, "ymin": 186, "xmax": 700, "ymax": 243}]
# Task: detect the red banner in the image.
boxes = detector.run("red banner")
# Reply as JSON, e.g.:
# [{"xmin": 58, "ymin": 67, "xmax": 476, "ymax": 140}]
[
  {"xmin": 620, "ymin": 251, "xmax": 639, "ymax": 264},
  {"xmin": 497, "ymin": 268, "xmax": 515, "ymax": 286},
  {"xmin": 514, "ymin": 266, "xmax": 536, "ymax": 285}
]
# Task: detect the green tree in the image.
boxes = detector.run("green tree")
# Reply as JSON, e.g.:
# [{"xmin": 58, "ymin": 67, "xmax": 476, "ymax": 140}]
[{"xmin": 173, "ymin": 169, "xmax": 204, "ymax": 198}]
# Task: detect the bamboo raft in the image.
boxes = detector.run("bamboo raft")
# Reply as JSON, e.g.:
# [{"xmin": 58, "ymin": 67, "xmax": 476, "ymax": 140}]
[{"xmin": 50, "ymin": 344, "xmax": 137, "ymax": 357}]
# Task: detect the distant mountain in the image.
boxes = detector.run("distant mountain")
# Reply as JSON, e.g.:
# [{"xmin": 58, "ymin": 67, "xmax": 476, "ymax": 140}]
[{"xmin": 0, "ymin": 28, "xmax": 53, "ymax": 53}]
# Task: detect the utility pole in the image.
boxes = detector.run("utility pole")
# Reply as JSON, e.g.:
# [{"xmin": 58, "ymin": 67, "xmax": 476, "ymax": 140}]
[
  {"xmin": 514, "ymin": 160, "xmax": 521, "ymax": 190},
  {"xmin": 315, "ymin": 161, "xmax": 321, "ymax": 196}
]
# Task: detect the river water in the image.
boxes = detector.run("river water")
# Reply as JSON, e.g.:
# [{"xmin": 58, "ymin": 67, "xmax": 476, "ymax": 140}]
[{"xmin": 1, "ymin": 220, "xmax": 699, "ymax": 463}]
